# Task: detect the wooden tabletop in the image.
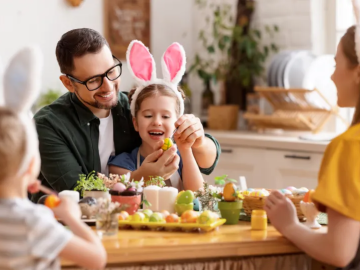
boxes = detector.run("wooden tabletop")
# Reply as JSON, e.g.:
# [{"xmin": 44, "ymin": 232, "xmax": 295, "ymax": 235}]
[{"xmin": 62, "ymin": 222, "xmax": 327, "ymax": 266}]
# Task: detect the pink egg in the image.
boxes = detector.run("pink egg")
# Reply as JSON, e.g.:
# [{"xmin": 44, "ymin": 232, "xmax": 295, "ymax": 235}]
[
  {"xmin": 286, "ymin": 186, "xmax": 296, "ymax": 191},
  {"xmin": 112, "ymin": 183, "xmax": 126, "ymax": 193}
]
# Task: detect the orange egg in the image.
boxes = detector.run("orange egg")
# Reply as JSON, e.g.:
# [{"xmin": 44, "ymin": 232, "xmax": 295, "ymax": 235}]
[
  {"xmin": 120, "ymin": 211, "xmax": 129, "ymax": 219},
  {"xmin": 118, "ymin": 213, "xmax": 127, "ymax": 221},
  {"xmin": 165, "ymin": 213, "xmax": 179, "ymax": 223},
  {"xmin": 181, "ymin": 210, "xmax": 199, "ymax": 223},
  {"xmin": 223, "ymin": 183, "xmax": 237, "ymax": 202},
  {"xmin": 44, "ymin": 195, "xmax": 60, "ymax": 209},
  {"xmin": 303, "ymin": 190, "xmax": 315, "ymax": 203}
]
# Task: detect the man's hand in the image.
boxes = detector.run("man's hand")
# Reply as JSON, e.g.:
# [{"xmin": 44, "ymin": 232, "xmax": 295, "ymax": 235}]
[
  {"xmin": 264, "ymin": 190, "xmax": 299, "ymax": 235},
  {"xmin": 175, "ymin": 114, "xmax": 206, "ymax": 150}
]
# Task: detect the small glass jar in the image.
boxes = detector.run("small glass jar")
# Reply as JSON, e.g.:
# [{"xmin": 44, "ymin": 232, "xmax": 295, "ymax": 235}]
[
  {"xmin": 96, "ymin": 213, "xmax": 119, "ymax": 237},
  {"xmin": 251, "ymin": 210, "xmax": 267, "ymax": 230}
]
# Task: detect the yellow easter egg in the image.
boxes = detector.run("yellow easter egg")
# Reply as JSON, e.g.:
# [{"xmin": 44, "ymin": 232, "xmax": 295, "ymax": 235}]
[{"xmin": 161, "ymin": 138, "xmax": 173, "ymax": 151}]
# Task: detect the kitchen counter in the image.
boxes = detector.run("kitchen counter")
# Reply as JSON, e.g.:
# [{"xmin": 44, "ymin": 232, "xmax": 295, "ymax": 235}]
[
  {"xmin": 206, "ymin": 130, "xmax": 333, "ymax": 153},
  {"xmin": 62, "ymin": 222, "xmax": 331, "ymax": 269}
]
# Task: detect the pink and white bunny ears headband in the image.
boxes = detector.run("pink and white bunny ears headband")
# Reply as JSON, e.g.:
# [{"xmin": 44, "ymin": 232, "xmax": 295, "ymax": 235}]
[
  {"xmin": 353, "ymin": 0, "xmax": 360, "ymax": 63},
  {"xmin": 126, "ymin": 40, "xmax": 186, "ymax": 117},
  {"xmin": 1, "ymin": 46, "xmax": 43, "ymax": 176}
]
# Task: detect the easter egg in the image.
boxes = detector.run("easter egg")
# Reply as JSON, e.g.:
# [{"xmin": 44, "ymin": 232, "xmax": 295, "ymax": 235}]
[
  {"xmin": 160, "ymin": 210, "xmax": 170, "ymax": 218},
  {"xmin": 165, "ymin": 214, "xmax": 179, "ymax": 223},
  {"xmin": 303, "ymin": 190, "xmax": 315, "ymax": 203},
  {"xmin": 161, "ymin": 138, "xmax": 173, "ymax": 151},
  {"xmin": 132, "ymin": 212, "xmax": 145, "ymax": 222},
  {"xmin": 286, "ymin": 186, "xmax": 296, "ymax": 191},
  {"xmin": 181, "ymin": 210, "xmax": 199, "ymax": 223},
  {"xmin": 223, "ymin": 182, "xmax": 237, "ymax": 202},
  {"xmin": 247, "ymin": 188, "xmax": 254, "ymax": 191},
  {"xmin": 120, "ymin": 211, "xmax": 129, "ymax": 219},
  {"xmin": 299, "ymin": 187, "xmax": 309, "ymax": 192},
  {"xmin": 142, "ymin": 209, "xmax": 153, "ymax": 218},
  {"xmin": 118, "ymin": 213, "xmax": 127, "ymax": 221},
  {"xmin": 112, "ymin": 183, "xmax": 126, "ymax": 193},
  {"xmin": 198, "ymin": 210, "xmax": 217, "ymax": 225},
  {"xmin": 176, "ymin": 190, "xmax": 194, "ymax": 204},
  {"xmin": 44, "ymin": 195, "xmax": 60, "ymax": 209},
  {"xmin": 149, "ymin": 212, "xmax": 164, "ymax": 222},
  {"xmin": 243, "ymin": 190, "xmax": 250, "ymax": 196}
]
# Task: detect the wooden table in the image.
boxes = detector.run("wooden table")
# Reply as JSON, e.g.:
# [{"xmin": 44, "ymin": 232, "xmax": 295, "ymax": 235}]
[{"xmin": 62, "ymin": 222, "xmax": 335, "ymax": 269}]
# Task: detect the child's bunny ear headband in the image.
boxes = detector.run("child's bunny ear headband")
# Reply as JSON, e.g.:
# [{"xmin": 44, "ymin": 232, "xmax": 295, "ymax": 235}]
[
  {"xmin": 1, "ymin": 46, "xmax": 43, "ymax": 176},
  {"xmin": 126, "ymin": 40, "xmax": 186, "ymax": 117},
  {"xmin": 353, "ymin": 0, "xmax": 360, "ymax": 63}
]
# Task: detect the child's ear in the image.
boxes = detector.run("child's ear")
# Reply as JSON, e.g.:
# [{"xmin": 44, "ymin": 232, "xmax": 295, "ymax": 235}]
[
  {"xmin": 59, "ymin": 75, "xmax": 75, "ymax": 93},
  {"xmin": 25, "ymin": 154, "xmax": 41, "ymax": 179},
  {"xmin": 132, "ymin": 116, "xmax": 139, "ymax": 132}
]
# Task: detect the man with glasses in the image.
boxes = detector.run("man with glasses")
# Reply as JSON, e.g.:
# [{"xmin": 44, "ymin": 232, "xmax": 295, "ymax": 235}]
[{"xmin": 32, "ymin": 28, "xmax": 220, "ymax": 201}]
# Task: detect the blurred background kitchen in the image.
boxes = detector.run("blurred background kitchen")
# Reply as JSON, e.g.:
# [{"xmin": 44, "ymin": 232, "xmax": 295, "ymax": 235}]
[{"xmin": 0, "ymin": 0, "xmax": 354, "ymax": 189}]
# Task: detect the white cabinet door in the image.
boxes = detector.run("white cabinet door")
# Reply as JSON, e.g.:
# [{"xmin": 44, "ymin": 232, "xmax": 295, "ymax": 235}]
[
  {"xmin": 203, "ymin": 145, "xmax": 266, "ymax": 188},
  {"xmin": 264, "ymin": 149, "xmax": 323, "ymax": 189}
]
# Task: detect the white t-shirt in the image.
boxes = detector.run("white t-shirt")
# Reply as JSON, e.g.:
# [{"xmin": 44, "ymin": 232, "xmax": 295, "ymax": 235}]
[
  {"xmin": 98, "ymin": 111, "xmax": 115, "ymax": 175},
  {"xmin": 0, "ymin": 198, "xmax": 72, "ymax": 270}
]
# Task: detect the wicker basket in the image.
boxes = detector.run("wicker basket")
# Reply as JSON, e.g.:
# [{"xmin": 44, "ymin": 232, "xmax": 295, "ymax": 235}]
[{"xmin": 242, "ymin": 195, "xmax": 305, "ymax": 221}]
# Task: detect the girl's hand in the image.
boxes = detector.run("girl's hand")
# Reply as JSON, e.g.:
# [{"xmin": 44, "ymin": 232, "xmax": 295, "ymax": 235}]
[
  {"xmin": 27, "ymin": 179, "xmax": 41, "ymax": 194},
  {"xmin": 264, "ymin": 190, "xmax": 299, "ymax": 235}
]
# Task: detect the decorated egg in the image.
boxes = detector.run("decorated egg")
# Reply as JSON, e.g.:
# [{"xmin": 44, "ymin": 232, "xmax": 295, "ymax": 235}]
[
  {"xmin": 286, "ymin": 186, "xmax": 296, "ymax": 191},
  {"xmin": 292, "ymin": 189, "xmax": 308, "ymax": 196},
  {"xmin": 247, "ymin": 188, "xmax": 254, "ymax": 192},
  {"xmin": 280, "ymin": 189, "xmax": 292, "ymax": 195},
  {"xmin": 243, "ymin": 190, "xmax": 251, "ymax": 196},
  {"xmin": 299, "ymin": 187, "xmax": 309, "ymax": 192},
  {"xmin": 161, "ymin": 138, "xmax": 173, "ymax": 151}
]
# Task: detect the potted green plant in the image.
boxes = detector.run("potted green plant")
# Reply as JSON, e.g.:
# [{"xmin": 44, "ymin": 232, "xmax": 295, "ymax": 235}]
[
  {"xmin": 74, "ymin": 171, "xmax": 109, "ymax": 200},
  {"xmin": 35, "ymin": 88, "xmax": 62, "ymax": 111},
  {"xmin": 212, "ymin": 174, "xmax": 244, "ymax": 225},
  {"xmin": 97, "ymin": 173, "xmax": 151, "ymax": 215},
  {"xmin": 194, "ymin": 182, "xmax": 221, "ymax": 212},
  {"xmin": 190, "ymin": 1, "xmax": 279, "ymax": 130}
]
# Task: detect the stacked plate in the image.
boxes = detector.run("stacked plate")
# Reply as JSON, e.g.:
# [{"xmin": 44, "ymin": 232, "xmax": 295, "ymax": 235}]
[{"xmin": 267, "ymin": 51, "xmax": 336, "ymax": 106}]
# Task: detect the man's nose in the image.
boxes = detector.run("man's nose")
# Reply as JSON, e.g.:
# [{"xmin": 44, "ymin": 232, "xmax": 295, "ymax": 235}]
[{"xmin": 101, "ymin": 77, "xmax": 112, "ymax": 91}]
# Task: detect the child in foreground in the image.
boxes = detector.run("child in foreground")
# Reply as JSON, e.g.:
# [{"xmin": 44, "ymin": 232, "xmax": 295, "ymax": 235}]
[
  {"xmin": 109, "ymin": 41, "xmax": 204, "ymax": 191},
  {"xmin": 265, "ymin": 3, "xmax": 360, "ymax": 268},
  {"xmin": 0, "ymin": 46, "xmax": 106, "ymax": 270}
]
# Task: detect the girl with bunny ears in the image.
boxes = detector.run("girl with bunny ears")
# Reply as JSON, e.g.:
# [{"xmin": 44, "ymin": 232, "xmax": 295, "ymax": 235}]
[
  {"xmin": 0, "ymin": 47, "xmax": 106, "ymax": 270},
  {"xmin": 108, "ymin": 41, "xmax": 204, "ymax": 191},
  {"xmin": 265, "ymin": 1, "xmax": 360, "ymax": 268}
]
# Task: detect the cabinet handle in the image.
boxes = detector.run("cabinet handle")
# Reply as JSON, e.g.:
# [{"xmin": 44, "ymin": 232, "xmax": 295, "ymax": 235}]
[
  {"xmin": 284, "ymin": 155, "xmax": 311, "ymax": 160},
  {"xmin": 221, "ymin": 149, "xmax": 233, "ymax": 153}
]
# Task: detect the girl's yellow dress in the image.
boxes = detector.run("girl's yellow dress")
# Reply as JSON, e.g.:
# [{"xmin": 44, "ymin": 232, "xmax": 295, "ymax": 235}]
[{"xmin": 312, "ymin": 123, "xmax": 360, "ymax": 220}]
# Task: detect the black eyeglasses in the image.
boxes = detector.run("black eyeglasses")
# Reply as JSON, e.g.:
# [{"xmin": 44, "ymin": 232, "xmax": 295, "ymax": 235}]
[{"xmin": 66, "ymin": 56, "xmax": 122, "ymax": 91}]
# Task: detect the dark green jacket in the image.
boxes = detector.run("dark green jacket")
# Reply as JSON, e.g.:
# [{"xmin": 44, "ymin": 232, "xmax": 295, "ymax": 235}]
[{"xmin": 32, "ymin": 92, "xmax": 220, "ymax": 202}]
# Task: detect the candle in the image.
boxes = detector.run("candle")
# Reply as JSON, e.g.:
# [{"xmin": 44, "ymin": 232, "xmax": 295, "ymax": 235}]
[
  {"xmin": 143, "ymin": 186, "xmax": 161, "ymax": 211},
  {"xmin": 58, "ymin": 190, "xmax": 79, "ymax": 203},
  {"xmin": 158, "ymin": 187, "xmax": 178, "ymax": 214}
]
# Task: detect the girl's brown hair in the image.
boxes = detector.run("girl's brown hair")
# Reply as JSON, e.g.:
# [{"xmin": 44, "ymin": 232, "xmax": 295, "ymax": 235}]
[
  {"xmin": 128, "ymin": 84, "xmax": 186, "ymax": 117},
  {"xmin": 341, "ymin": 26, "xmax": 360, "ymax": 126},
  {"xmin": 0, "ymin": 108, "xmax": 26, "ymax": 180}
]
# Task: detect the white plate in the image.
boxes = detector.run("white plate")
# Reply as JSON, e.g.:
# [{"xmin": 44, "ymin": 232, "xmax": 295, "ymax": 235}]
[
  {"xmin": 302, "ymin": 54, "xmax": 337, "ymax": 107},
  {"xmin": 284, "ymin": 51, "xmax": 316, "ymax": 88},
  {"xmin": 268, "ymin": 52, "xmax": 288, "ymax": 86},
  {"xmin": 276, "ymin": 52, "xmax": 295, "ymax": 87}
]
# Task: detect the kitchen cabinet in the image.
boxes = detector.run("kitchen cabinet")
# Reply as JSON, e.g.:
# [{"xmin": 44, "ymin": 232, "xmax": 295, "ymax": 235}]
[{"xmin": 204, "ymin": 144, "xmax": 324, "ymax": 189}]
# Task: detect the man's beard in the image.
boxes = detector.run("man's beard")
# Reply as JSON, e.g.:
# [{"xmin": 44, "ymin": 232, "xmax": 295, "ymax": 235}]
[{"xmin": 74, "ymin": 85, "xmax": 119, "ymax": 110}]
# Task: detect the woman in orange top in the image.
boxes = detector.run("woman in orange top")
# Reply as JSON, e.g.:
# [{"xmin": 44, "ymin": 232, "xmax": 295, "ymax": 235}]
[{"xmin": 265, "ymin": 19, "xmax": 360, "ymax": 270}]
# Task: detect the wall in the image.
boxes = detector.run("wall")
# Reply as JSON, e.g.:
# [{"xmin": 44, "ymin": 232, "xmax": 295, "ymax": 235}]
[{"xmin": 0, "ymin": 0, "xmax": 193, "ymax": 96}]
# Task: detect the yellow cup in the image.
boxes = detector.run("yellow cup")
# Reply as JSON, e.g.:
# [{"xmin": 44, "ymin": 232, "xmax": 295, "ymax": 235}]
[{"xmin": 251, "ymin": 210, "xmax": 267, "ymax": 230}]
